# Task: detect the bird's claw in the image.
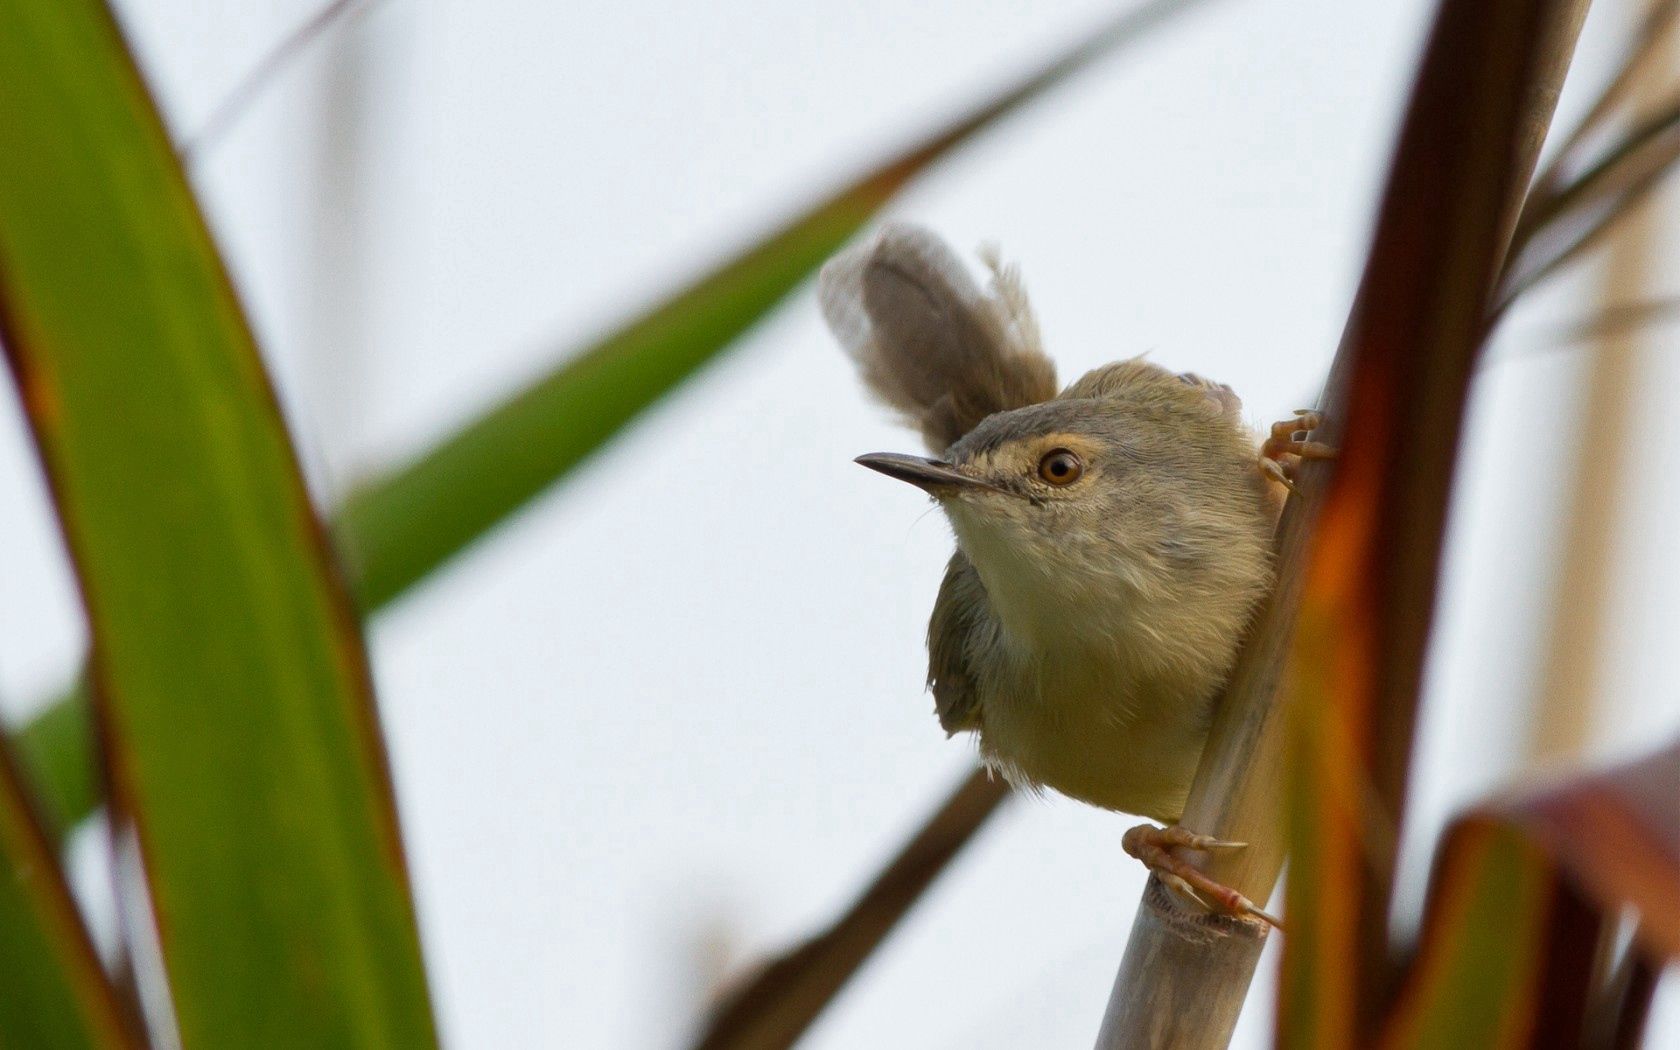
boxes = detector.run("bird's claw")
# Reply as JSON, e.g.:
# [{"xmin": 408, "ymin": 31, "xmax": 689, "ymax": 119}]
[
  {"xmin": 1122, "ymin": 823, "xmax": 1283, "ymax": 929},
  {"xmin": 1258, "ymin": 409, "xmax": 1335, "ymax": 493}
]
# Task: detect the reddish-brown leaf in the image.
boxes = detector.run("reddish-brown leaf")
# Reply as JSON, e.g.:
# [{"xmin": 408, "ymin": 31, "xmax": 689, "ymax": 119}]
[{"xmin": 1279, "ymin": 0, "xmax": 1585, "ymax": 1042}]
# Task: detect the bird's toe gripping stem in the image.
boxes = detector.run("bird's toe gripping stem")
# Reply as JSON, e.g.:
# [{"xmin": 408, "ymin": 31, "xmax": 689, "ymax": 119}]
[
  {"xmin": 1122, "ymin": 823, "xmax": 1282, "ymax": 929},
  {"xmin": 1258, "ymin": 409, "xmax": 1335, "ymax": 493}
]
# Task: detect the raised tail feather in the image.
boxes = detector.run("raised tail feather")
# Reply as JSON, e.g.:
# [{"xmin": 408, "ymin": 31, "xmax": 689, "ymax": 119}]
[{"xmin": 817, "ymin": 224, "xmax": 1058, "ymax": 453}]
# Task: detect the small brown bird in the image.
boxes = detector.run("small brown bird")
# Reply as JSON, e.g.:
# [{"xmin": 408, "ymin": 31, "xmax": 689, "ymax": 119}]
[{"xmin": 818, "ymin": 224, "xmax": 1327, "ymax": 923}]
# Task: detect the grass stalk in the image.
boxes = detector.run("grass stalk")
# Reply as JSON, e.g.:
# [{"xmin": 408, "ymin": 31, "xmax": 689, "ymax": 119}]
[{"xmin": 1527, "ymin": 0, "xmax": 1671, "ymax": 767}]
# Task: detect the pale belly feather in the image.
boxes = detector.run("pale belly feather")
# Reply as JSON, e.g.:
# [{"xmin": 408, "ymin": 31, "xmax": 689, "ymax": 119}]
[
  {"xmin": 944, "ymin": 502, "xmax": 1241, "ymax": 824},
  {"xmin": 973, "ymin": 646, "xmax": 1214, "ymax": 823}
]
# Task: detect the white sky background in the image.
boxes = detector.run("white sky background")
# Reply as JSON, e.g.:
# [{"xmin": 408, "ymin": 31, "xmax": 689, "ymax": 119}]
[{"xmin": 0, "ymin": 0, "xmax": 1677, "ymax": 1046}]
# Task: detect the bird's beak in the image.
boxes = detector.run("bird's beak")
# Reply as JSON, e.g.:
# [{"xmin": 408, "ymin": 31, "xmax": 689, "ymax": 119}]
[{"xmin": 854, "ymin": 452, "xmax": 1001, "ymax": 495}]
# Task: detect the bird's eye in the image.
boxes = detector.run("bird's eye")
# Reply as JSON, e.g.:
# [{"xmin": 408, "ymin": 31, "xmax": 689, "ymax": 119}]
[{"xmin": 1037, "ymin": 448, "xmax": 1083, "ymax": 486}]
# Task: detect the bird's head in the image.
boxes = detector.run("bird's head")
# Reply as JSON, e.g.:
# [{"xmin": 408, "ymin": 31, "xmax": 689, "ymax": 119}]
[
  {"xmin": 857, "ymin": 399, "xmax": 1130, "ymax": 581},
  {"xmin": 856, "ymin": 377, "xmax": 1271, "ymax": 649}
]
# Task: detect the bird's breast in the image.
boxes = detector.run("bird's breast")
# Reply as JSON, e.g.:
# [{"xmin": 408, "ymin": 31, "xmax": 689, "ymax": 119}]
[
  {"xmin": 944, "ymin": 513, "xmax": 1247, "ymax": 819},
  {"xmin": 972, "ymin": 640, "xmax": 1215, "ymax": 821},
  {"xmin": 954, "ymin": 522, "xmax": 1143, "ymax": 654}
]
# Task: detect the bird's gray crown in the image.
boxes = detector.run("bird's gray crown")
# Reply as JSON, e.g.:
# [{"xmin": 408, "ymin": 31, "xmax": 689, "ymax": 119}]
[{"xmin": 945, "ymin": 399, "xmax": 1106, "ymax": 462}]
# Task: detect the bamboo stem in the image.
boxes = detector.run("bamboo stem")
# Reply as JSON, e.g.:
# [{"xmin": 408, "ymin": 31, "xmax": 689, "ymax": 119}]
[
  {"xmin": 1093, "ymin": 881, "xmax": 1266, "ymax": 1050},
  {"xmin": 1092, "ymin": 3, "xmax": 1591, "ymax": 1046}
]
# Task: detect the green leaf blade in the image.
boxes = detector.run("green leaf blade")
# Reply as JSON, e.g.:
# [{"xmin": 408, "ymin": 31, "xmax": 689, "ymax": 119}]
[
  {"xmin": 1379, "ymin": 738, "xmax": 1680, "ymax": 1049},
  {"xmin": 0, "ymin": 0, "xmax": 436, "ymax": 1045},
  {"xmin": 336, "ymin": 190, "xmax": 880, "ymax": 610},
  {"xmin": 12, "ymin": 691, "xmax": 99, "ymax": 840},
  {"xmin": 0, "ymin": 751, "xmax": 136, "ymax": 1049},
  {"xmin": 1380, "ymin": 821, "xmax": 1561, "ymax": 1050}
]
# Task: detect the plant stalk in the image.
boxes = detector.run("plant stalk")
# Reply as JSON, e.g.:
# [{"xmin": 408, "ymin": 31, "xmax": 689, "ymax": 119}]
[
  {"xmin": 1092, "ymin": 2, "xmax": 1591, "ymax": 1047},
  {"xmin": 1527, "ymin": 0, "xmax": 1671, "ymax": 767}
]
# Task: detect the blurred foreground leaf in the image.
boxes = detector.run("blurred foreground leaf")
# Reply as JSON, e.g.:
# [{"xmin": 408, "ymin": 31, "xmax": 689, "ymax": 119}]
[
  {"xmin": 0, "ymin": 749, "xmax": 135, "ymax": 1048},
  {"xmin": 1280, "ymin": 0, "xmax": 1588, "ymax": 1042},
  {"xmin": 332, "ymin": 0, "xmax": 1210, "ymax": 611},
  {"xmin": 13, "ymin": 684, "xmax": 98, "ymax": 841},
  {"xmin": 1382, "ymin": 738, "xmax": 1680, "ymax": 1048},
  {"xmin": 1381, "ymin": 823, "xmax": 1568, "ymax": 1050},
  {"xmin": 12, "ymin": 0, "xmax": 1208, "ymax": 840},
  {"xmin": 0, "ymin": 0, "xmax": 436, "ymax": 1044}
]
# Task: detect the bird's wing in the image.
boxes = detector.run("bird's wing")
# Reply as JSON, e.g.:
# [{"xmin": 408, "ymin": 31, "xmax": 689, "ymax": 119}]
[{"xmin": 926, "ymin": 552, "xmax": 994, "ymax": 735}]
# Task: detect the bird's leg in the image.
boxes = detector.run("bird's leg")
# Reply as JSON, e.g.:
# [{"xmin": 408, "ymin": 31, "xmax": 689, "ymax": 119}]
[
  {"xmin": 1257, "ymin": 409, "xmax": 1335, "ymax": 493},
  {"xmin": 1122, "ymin": 823, "xmax": 1282, "ymax": 929}
]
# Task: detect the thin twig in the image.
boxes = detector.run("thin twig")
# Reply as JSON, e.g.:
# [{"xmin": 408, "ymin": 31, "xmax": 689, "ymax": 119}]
[
  {"xmin": 1497, "ymin": 124, "xmax": 1680, "ymax": 312},
  {"xmin": 1527, "ymin": 0, "xmax": 1680, "ymax": 200},
  {"xmin": 1509, "ymin": 85, "xmax": 1680, "ymax": 264},
  {"xmin": 689, "ymin": 770, "xmax": 1006, "ymax": 1050},
  {"xmin": 178, "ymin": 0, "xmax": 379, "ymax": 165},
  {"xmin": 1473, "ymin": 294, "xmax": 1680, "ymax": 370},
  {"xmin": 1547, "ymin": 293, "xmax": 1680, "ymax": 343}
]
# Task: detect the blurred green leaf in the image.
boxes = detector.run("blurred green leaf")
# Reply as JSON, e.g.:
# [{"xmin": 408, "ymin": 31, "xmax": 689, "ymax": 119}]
[
  {"xmin": 12, "ymin": 684, "xmax": 97, "ymax": 842},
  {"xmin": 0, "ymin": 0, "xmax": 436, "ymax": 1044},
  {"xmin": 13, "ymin": 0, "xmax": 1207, "ymax": 839},
  {"xmin": 1380, "ymin": 821, "xmax": 1579, "ymax": 1050},
  {"xmin": 1381, "ymin": 738, "xmax": 1680, "ymax": 1048},
  {"xmin": 333, "ymin": 0, "xmax": 1207, "ymax": 611},
  {"xmin": 0, "ymin": 748, "xmax": 136, "ymax": 1048}
]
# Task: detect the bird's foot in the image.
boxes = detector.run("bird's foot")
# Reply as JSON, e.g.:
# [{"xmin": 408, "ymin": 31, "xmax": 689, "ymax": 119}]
[
  {"xmin": 1257, "ymin": 409, "xmax": 1335, "ymax": 494},
  {"xmin": 1121, "ymin": 823, "xmax": 1282, "ymax": 929}
]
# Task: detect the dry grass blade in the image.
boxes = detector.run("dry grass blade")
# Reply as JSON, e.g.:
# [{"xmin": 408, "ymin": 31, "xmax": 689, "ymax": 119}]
[
  {"xmin": 1525, "ymin": 1, "xmax": 1671, "ymax": 768},
  {"xmin": 689, "ymin": 770, "xmax": 1006, "ymax": 1050}
]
